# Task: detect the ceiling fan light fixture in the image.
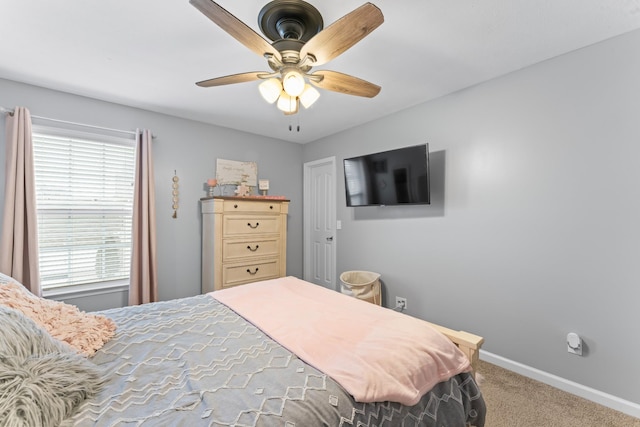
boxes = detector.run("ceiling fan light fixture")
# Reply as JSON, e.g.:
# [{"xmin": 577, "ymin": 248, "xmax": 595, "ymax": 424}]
[
  {"xmin": 299, "ymin": 84, "xmax": 320, "ymax": 108},
  {"xmin": 277, "ymin": 91, "xmax": 299, "ymax": 114},
  {"xmin": 259, "ymin": 78, "xmax": 282, "ymax": 104},
  {"xmin": 282, "ymin": 70, "xmax": 305, "ymax": 97},
  {"xmin": 191, "ymin": 0, "xmax": 384, "ymax": 116}
]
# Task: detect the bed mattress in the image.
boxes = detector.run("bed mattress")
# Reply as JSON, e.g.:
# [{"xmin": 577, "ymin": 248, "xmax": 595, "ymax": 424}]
[{"xmin": 66, "ymin": 293, "xmax": 485, "ymax": 426}]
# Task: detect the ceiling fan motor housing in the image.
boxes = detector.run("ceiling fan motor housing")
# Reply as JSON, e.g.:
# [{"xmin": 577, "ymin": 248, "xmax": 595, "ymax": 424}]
[{"xmin": 258, "ymin": 0, "xmax": 324, "ymax": 44}]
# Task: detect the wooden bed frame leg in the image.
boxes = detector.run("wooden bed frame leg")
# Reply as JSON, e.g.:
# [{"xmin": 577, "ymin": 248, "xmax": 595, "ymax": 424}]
[{"xmin": 457, "ymin": 345, "xmax": 481, "ymax": 379}]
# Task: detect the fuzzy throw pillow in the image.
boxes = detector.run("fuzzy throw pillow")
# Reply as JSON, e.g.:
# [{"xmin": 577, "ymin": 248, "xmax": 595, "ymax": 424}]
[
  {"xmin": 0, "ymin": 306, "xmax": 106, "ymax": 427},
  {"xmin": 0, "ymin": 281, "xmax": 116, "ymax": 356}
]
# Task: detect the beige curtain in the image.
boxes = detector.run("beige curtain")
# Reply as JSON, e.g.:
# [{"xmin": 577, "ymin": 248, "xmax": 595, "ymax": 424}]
[
  {"xmin": 129, "ymin": 129, "xmax": 158, "ymax": 305},
  {"xmin": 0, "ymin": 107, "xmax": 41, "ymax": 295}
]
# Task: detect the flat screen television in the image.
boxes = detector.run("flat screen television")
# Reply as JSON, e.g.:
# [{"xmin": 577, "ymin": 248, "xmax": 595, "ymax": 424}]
[{"xmin": 343, "ymin": 144, "xmax": 430, "ymax": 207}]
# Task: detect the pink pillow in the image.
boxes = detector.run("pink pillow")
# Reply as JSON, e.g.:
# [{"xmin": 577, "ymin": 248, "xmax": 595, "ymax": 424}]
[{"xmin": 0, "ymin": 281, "xmax": 116, "ymax": 356}]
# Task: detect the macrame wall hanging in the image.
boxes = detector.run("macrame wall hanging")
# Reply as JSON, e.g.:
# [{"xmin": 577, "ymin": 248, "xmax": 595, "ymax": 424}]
[{"xmin": 172, "ymin": 171, "xmax": 179, "ymax": 218}]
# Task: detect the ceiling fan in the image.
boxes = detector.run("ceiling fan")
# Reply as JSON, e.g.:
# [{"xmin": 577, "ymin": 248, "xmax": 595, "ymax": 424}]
[{"xmin": 189, "ymin": 0, "xmax": 384, "ymax": 115}]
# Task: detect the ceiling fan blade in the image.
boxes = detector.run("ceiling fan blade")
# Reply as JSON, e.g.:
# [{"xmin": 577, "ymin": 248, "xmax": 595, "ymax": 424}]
[
  {"xmin": 196, "ymin": 72, "xmax": 265, "ymax": 87},
  {"xmin": 300, "ymin": 3, "xmax": 383, "ymax": 66},
  {"xmin": 310, "ymin": 70, "xmax": 381, "ymax": 98},
  {"xmin": 190, "ymin": 0, "xmax": 281, "ymax": 61}
]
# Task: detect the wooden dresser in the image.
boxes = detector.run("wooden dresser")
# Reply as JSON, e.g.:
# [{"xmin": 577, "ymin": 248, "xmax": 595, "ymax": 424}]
[{"xmin": 201, "ymin": 197, "xmax": 289, "ymax": 292}]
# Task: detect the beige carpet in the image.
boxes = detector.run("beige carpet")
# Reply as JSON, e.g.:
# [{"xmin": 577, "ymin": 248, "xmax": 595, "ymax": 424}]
[{"xmin": 477, "ymin": 360, "xmax": 640, "ymax": 427}]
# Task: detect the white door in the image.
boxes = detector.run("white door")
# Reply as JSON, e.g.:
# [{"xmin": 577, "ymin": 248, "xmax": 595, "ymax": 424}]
[{"xmin": 303, "ymin": 157, "xmax": 336, "ymax": 290}]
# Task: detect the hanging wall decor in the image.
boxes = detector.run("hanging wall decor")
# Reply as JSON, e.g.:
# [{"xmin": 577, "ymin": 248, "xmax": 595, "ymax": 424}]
[{"xmin": 172, "ymin": 171, "xmax": 179, "ymax": 218}]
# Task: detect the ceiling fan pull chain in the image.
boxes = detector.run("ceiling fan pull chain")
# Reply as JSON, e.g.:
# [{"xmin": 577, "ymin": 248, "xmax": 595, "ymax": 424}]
[{"xmin": 288, "ymin": 119, "xmax": 300, "ymax": 132}]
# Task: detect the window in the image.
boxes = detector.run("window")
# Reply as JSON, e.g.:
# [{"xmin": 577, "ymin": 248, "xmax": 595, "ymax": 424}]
[{"xmin": 32, "ymin": 126, "xmax": 136, "ymax": 296}]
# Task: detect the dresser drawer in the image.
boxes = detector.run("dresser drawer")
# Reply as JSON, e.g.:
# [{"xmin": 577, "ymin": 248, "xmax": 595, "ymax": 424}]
[
  {"xmin": 222, "ymin": 258, "xmax": 280, "ymax": 288},
  {"xmin": 223, "ymin": 200, "xmax": 282, "ymax": 213},
  {"xmin": 223, "ymin": 237, "xmax": 280, "ymax": 262},
  {"xmin": 223, "ymin": 215, "xmax": 280, "ymax": 236}
]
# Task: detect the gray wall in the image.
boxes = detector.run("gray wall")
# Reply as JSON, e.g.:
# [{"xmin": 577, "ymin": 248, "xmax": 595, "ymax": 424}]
[
  {"xmin": 303, "ymin": 29, "xmax": 640, "ymax": 404},
  {"xmin": 0, "ymin": 78, "xmax": 304, "ymax": 311}
]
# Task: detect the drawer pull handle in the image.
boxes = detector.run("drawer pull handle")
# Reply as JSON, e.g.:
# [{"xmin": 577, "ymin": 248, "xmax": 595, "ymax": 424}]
[
  {"xmin": 247, "ymin": 245, "xmax": 259, "ymax": 252},
  {"xmin": 247, "ymin": 222, "xmax": 260, "ymax": 229},
  {"xmin": 269, "ymin": 205, "xmax": 273, "ymax": 209},
  {"xmin": 234, "ymin": 204, "xmax": 238, "ymax": 208},
  {"xmin": 246, "ymin": 267, "xmax": 259, "ymax": 275}
]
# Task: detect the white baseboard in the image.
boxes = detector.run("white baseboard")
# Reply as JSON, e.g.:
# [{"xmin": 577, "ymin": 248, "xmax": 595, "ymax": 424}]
[{"xmin": 480, "ymin": 350, "xmax": 640, "ymax": 419}]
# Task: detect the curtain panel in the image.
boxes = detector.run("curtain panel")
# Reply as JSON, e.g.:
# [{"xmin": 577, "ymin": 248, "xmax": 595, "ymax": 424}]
[
  {"xmin": 0, "ymin": 107, "xmax": 41, "ymax": 295},
  {"xmin": 129, "ymin": 129, "xmax": 158, "ymax": 305}
]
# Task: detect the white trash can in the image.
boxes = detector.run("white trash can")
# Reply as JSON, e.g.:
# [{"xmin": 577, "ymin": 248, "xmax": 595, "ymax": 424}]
[{"xmin": 340, "ymin": 271, "xmax": 381, "ymax": 306}]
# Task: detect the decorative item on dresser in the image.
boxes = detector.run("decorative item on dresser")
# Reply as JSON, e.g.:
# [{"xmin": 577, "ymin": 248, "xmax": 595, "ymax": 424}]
[
  {"xmin": 258, "ymin": 179, "xmax": 269, "ymax": 195},
  {"xmin": 206, "ymin": 178, "xmax": 218, "ymax": 197},
  {"xmin": 201, "ymin": 196, "xmax": 289, "ymax": 292}
]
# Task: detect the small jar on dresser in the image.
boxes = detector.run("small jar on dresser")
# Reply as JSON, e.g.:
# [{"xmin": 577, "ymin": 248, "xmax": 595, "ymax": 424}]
[{"xmin": 201, "ymin": 196, "xmax": 289, "ymax": 293}]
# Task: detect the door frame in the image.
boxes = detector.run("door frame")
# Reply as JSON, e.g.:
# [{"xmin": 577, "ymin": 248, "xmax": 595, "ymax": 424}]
[{"xmin": 303, "ymin": 156, "xmax": 337, "ymax": 288}]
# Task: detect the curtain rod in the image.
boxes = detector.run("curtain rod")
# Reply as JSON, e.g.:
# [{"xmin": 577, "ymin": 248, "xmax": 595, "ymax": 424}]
[{"xmin": 1, "ymin": 106, "xmax": 153, "ymax": 138}]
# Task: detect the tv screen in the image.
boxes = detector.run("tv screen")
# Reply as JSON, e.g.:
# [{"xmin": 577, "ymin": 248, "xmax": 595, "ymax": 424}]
[{"xmin": 344, "ymin": 144, "xmax": 430, "ymax": 207}]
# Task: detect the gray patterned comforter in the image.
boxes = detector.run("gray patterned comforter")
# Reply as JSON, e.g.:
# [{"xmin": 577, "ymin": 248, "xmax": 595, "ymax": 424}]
[{"xmin": 67, "ymin": 295, "xmax": 485, "ymax": 426}]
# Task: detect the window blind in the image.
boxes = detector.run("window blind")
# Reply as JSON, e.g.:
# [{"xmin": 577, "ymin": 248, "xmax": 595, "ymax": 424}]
[{"xmin": 32, "ymin": 129, "xmax": 136, "ymax": 291}]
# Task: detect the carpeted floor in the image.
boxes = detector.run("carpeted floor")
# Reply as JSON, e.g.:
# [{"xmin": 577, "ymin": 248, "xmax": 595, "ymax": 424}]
[{"xmin": 477, "ymin": 360, "xmax": 640, "ymax": 427}]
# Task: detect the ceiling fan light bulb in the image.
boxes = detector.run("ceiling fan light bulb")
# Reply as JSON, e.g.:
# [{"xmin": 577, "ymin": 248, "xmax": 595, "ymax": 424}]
[
  {"xmin": 282, "ymin": 70, "xmax": 305, "ymax": 97},
  {"xmin": 259, "ymin": 78, "xmax": 282, "ymax": 104},
  {"xmin": 299, "ymin": 84, "xmax": 320, "ymax": 108},
  {"xmin": 277, "ymin": 92, "xmax": 299, "ymax": 114}
]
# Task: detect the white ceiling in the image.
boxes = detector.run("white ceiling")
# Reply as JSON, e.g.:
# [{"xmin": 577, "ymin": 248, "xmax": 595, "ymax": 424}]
[{"xmin": 1, "ymin": 1, "xmax": 640, "ymax": 143}]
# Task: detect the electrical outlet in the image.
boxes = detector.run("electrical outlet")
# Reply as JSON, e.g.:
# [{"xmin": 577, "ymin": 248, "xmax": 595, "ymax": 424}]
[{"xmin": 395, "ymin": 296, "xmax": 407, "ymax": 311}]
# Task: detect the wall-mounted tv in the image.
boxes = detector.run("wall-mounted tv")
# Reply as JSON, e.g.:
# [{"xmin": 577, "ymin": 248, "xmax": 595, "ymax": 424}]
[{"xmin": 344, "ymin": 144, "xmax": 430, "ymax": 207}]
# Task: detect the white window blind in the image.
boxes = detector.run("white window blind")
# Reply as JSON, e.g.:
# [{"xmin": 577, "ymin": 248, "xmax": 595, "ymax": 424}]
[{"xmin": 32, "ymin": 127, "xmax": 136, "ymax": 292}]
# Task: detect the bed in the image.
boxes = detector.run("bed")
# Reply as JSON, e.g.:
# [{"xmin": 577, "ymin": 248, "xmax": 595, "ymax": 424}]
[{"xmin": 0, "ymin": 274, "xmax": 486, "ymax": 426}]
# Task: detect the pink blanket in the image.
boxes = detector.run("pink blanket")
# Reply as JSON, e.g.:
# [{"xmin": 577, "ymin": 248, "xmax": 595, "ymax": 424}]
[{"xmin": 211, "ymin": 277, "xmax": 471, "ymax": 405}]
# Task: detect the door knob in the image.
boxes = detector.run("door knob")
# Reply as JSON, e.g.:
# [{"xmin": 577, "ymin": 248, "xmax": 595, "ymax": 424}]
[{"xmin": 326, "ymin": 236, "xmax": 333, "ymax": 241}]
